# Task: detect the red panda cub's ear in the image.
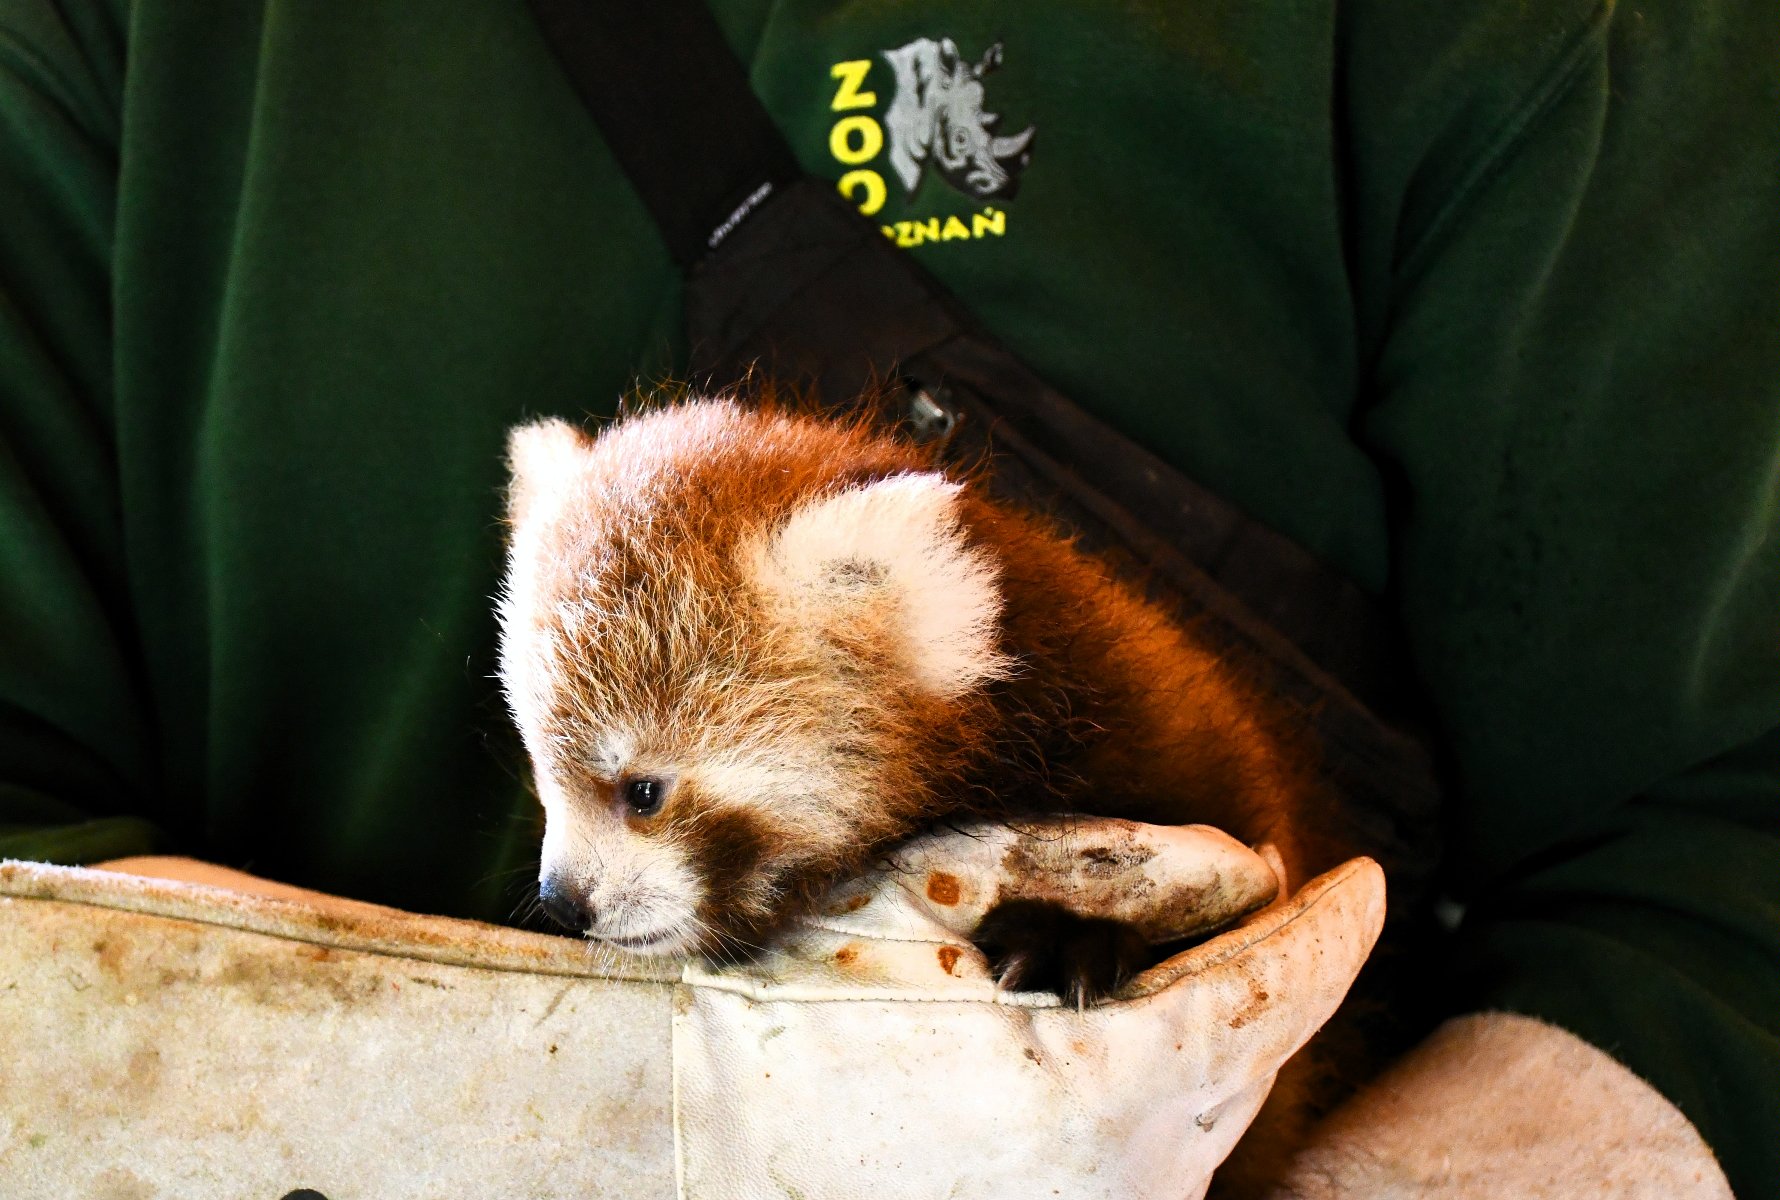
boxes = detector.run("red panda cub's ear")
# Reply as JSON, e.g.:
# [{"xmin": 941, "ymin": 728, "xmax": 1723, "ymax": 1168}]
[
  {"xmin": 505, "ymin": 418, "xmax": 590, "ymax": 526},
  {"xmin": 747, "ymin": 472, "xmax": 1012, "ymax": 698}
]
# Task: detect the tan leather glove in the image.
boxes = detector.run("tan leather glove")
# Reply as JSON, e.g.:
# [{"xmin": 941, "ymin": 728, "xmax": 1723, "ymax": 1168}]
[
  {"xmin": 674, "ymin": 817, "xmax": 1384, "ymax": 1200},
  {"xmin": 40, "ymin": 818, "xmax": 1384, "ymax": 1199}
]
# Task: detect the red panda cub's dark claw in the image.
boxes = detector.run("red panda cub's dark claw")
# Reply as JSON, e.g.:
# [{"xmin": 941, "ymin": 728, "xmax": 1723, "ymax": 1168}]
[{"xmin": 974, "ymin": 899, "xmax": 1152, "ymax": 1008}]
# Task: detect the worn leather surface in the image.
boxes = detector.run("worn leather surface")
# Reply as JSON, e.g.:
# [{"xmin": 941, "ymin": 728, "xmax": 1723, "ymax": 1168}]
[
  {"xmin": 0, "ymin": 820, "xmax": 1384, "ymax": 1199},
  {"xmin": 676, "ymin": 826, "xmax": 1384, "ymax": 1200},
  {"xmin": 0, "ymin": 864, "xmax": 676, "ymax": 1199}
]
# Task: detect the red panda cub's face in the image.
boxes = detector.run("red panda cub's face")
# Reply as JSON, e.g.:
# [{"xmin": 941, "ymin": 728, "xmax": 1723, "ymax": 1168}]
[{"xmin": 497, "ymin": 402, "xmax": 1010, "ymax": 958}]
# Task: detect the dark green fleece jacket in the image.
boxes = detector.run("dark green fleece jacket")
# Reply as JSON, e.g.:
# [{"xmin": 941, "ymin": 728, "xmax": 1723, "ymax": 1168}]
[{"xmin": 0, "ymin": 1, "xmax": 1774, "ymax": 1191}]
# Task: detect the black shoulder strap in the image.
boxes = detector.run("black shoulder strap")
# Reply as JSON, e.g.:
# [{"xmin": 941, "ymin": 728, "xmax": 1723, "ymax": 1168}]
[
  {"xmin": 525, "ymin": 0, "xmax": 1443, "ymax": 912},
  {"xmin": 526, "ymin": 0, "xmax": 1402, "ymax": 711},
  {"xmin": 525, "ymin": 0, "xmax": 801, "ymax": 267}
]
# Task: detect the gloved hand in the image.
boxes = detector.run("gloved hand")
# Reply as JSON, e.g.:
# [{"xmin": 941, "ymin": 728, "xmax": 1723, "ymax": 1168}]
[
  {"xmin": 676, "ymin": 816, "xmax": 1385, "ymax": 1200},
  {"xmin": 82, "ymin": 819, "xmax": 1384, "ymax": 1200}
]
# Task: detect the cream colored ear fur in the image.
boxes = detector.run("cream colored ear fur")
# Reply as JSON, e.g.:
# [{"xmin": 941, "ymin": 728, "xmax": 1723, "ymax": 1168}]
[
  {"xmin": 748, "ymin": 473, "xmax": 1009, "ymax": 698},
  {"xmin": 505, "ymin": 417, "xmax": 588, "ymax": 525}
]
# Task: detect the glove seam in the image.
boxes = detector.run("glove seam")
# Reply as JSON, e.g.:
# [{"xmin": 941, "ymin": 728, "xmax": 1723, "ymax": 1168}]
[{"xmin": 797, "ymin": 916, "xmax": 975, "ymax": 947}]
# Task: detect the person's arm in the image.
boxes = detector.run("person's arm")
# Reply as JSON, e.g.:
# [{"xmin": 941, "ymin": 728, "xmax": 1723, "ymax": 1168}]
[
  {"xmin": 1268, "ymin": 1012, "xmax": 1733, "ymax": 1199},
  {"xmin": 1334, "ymin": 0, "xmax": 1779, "ymax": 1193},
  {"xmin": 0, "ymin": 0, "xmax": 167, "ymax": 864}
]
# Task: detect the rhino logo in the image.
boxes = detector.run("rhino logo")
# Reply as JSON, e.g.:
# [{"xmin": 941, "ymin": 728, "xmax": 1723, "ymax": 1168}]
[{"xmin": 882, "ymin": 37, "xmax": 1036, "ymax": 201}]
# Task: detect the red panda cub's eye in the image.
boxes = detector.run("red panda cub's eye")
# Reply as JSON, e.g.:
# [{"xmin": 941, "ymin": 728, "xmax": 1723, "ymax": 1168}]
[{"xmin": 624, "ymin": 778, "xmax": 666, "ymax": 818}]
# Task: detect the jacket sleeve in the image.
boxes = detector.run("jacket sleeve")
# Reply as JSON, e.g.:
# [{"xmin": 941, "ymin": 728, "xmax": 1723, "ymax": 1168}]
[
  {"xmin": 0, "ymin": 0, "xmax": 165, "ymax": 863},
  {"xmin": 1346, "ymin": 2, "xmax": 1780, "ymax": 1193}
]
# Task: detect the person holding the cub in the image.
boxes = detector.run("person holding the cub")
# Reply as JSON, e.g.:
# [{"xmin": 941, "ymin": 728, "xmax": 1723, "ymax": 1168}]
[{"xmin": 0, "ymin": 1, "xmax": 1773, "ymax": 1196}]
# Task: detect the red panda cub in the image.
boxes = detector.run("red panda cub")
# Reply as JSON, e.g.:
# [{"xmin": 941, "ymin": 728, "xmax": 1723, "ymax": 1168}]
[
  {"xmin": 498, "ymin": 397, "xmax": 1349, "ymax": 1195},
  {"xmin": 497, "ymin": 397, "xmax": 1339, "ymax": 995}
]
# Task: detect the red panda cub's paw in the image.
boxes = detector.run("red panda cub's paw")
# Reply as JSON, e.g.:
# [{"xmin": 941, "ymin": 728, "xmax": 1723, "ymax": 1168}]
[{"xmin": 973, "ymin": 899, "xmax": 1151, "ymax": 1008}]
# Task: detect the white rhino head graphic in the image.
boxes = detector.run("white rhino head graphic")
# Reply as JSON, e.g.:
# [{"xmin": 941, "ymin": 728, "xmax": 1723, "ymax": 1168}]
[{"xmin": 882, "ymin": 37, "xmax": 1036, "ymax": 201}]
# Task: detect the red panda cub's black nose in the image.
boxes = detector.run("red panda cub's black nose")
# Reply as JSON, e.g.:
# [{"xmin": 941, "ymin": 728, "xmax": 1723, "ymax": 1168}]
[{"xmin": 539, "ymin": 874, "xmax": 594, "ymax": 934}]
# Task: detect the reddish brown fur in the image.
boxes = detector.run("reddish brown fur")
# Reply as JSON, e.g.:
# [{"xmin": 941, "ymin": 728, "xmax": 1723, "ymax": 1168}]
[{"xmin": 501, "ymin": 393, "xmax": 1360, "ymax": 1195}]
